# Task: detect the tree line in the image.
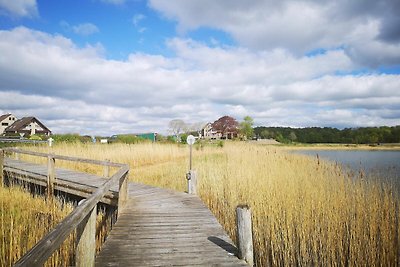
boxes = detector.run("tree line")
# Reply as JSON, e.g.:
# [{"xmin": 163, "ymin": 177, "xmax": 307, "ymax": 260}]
[{"xmin": 254, "ymin": 125, "xmax": 400, "ymax": 144}]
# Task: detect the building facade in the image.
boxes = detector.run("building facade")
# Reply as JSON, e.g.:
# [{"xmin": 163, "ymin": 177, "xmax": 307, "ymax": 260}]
[
  {"xmin": 4, "ymin": 116, "xmax": 51, "ymax": 136},
  {"xmin": 0, "ymin": 114, "xmax": 17, "ymax": 135}
]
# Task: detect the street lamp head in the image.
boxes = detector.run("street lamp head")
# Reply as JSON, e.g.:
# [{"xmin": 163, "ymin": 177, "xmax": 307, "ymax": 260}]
[{"xmin": 186, "ymin": 135, "xmax": 196, "ymax": 145}]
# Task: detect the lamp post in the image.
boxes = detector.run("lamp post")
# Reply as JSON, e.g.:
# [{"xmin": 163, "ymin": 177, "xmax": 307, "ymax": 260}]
[
  {"xmin": 187, "ymin": 135, "xmax": 195, "ymax": 170},
  {"xmin": 186, "ymin": 135, "xmax": 197, "ymax": 194}
]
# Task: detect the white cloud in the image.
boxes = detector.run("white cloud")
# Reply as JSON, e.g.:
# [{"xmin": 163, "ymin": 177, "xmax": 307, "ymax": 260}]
[
  {"xmin": 149, "ymin": 0, "xmax": 400, "ymax": 67},
  {"xmin": 132, "ymin": 14, "xmax": 147, "ymax": 33},
  {"xmin": 60, "ymin": 21, "xmax": 100, "ymax": 36},
  {"xmin": 132, "ymin": 14, "xmax": 146, "ymax": 27},
  {"xmin": 0, "ymin": 0, "xmax": 37, "ymax": 17},
  {"xmin": 72, "ymin": 23, "xmax": 99, "ymax": 36},
  {"xmin": 0, "ymin": 27, "xmax": 398, "ymax": 135}
]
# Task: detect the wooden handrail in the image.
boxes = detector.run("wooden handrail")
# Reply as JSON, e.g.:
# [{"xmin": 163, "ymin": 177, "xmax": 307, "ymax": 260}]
[
  {"xmin": 3, "ymin": 147, "xmax": 124, "ymax": 167},
  {"xmin": 2, "ymin": 149, "xmax": 130, "ymax": 267}
]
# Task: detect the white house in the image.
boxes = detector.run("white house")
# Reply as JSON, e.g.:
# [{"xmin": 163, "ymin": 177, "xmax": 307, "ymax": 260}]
[
  {"xmin": 0, "ymin": 114, "xmax": 17, "ymax": 135},
  {"xmin": 5, "ymin": 116, "xmax": 51, "ymax": 136},
  {"xmin": 200, "ymin": 122, "xmax": 222, "ymax": 139}
]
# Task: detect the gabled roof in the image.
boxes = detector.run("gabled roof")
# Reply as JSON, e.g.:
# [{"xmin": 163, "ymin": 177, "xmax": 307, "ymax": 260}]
[
  {"xmin": 5, "ymin": 117, "xmax": 51, "ymax": 133},
  {"xmin": 0, "ymin": 113, "xmax": 12, "ymax": 122}
]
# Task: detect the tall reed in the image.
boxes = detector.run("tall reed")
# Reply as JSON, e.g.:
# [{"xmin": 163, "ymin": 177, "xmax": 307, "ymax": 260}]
[
  {"xmin": 18, "ymin": 141, "xmax": 400, "ymax": 266},
  {"xmin": 0, "ymin": 186, "xmax": 74, "ymax": 267}
]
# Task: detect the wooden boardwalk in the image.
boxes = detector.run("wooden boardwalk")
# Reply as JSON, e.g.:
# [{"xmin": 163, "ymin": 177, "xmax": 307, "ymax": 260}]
[{"xmin": 3, "ymin": 158, "xmax": 248, "ymax": 266}]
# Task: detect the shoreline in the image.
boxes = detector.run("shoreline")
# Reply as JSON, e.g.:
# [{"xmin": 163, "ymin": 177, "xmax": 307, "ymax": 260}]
[
  {"xmin": 253, "ymin": 141, "xmax": 400, "ymax": 151},
  {"xmin": 279, "ymin": 143, "xmax": 400, "ymax": 151}
]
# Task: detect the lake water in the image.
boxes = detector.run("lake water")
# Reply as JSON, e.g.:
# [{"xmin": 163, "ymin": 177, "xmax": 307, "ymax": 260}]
[{"xmin": 294, "ymin": 149, "xmax": 400, "ymax": 183}]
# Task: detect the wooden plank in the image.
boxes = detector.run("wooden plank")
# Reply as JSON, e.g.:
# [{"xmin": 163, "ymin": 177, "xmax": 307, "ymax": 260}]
[
  {"xmin": 4, "ymin": 154, "xmax": 246, "ymax": 266},
  {"xmin": 4, "ymin": 167, "xmax": 117, "ymax": 205},
  {"xmin": 47, "ymin": 155, "xmax": 55, "ymax": 198},
  {"xmin": 96, "ymin": 179, "xmax": 246, "ymax": 266},
  {"xmin": 13, "ymin": 165, "xmax": 129, "ymax": 266},
  {"xmin": 0, "ymin": 149, "xmax": 4, "ymax": 187},
  {"xmin": 3, "ymin": 147, "xmax": 124, "ymax": 167}
]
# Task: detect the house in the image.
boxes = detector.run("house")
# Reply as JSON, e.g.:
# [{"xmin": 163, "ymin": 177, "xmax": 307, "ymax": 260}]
[
  {"xmin": 5, "ymin": 117, "xmax": 51, "ymax": 137},
  {"xmin": 0, "ymin": 114, "xmax": 17, "ymax": 135},
  {"xmin": 200, "ymin": 123, "xmax": 222, "ymax": 139}
]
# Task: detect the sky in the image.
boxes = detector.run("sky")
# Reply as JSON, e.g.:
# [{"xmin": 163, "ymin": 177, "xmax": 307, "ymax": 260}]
[{"xmin": 0, "ymin": 0, "xmax": 399, "ymax": 136}]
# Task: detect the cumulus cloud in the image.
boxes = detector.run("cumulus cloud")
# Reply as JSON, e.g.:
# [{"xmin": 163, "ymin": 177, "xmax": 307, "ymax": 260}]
[
  {"xmin": 0, "ymin": 27, "xmax": 399, "ymax": 135},
  {"xmin": 149, "ymin": 0, "xmax": 400, "ymax": 67},
  {"xmin": 0, "ymin": 0, "xmax": 38, "ymax": 17}
]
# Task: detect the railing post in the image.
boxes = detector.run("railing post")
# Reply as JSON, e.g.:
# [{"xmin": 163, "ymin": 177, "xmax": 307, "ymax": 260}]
[
  {"xmin": 47, "ymin": 154, "xmax": 55, "ymax": 198},
  {"xmin": 0, "ymin": 149, "xmax": 4, "ymax": 187},
  {"xmin": 236, "ymin": 205, "xmax": 254, "ymax": 266},
  {"xmin": 103, "ymin": 159, "xmax": 110, "ymax": 178},
  {"xmin": 118, "ymin": 171, "xmax": 128, "ymax": 215},
  {"xmin": 187, "ymin": 170, "xmax": 197, "ymax": 195},
  {"xmin": 76, "ymin": 200, "xmax": 96, "ymax": 267},
  {"xmin": 15, "ymin": 147, "xmax": 19, "ymax": 160}
]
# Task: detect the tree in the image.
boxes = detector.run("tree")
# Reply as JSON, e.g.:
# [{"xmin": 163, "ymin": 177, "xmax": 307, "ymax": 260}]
[
  {"xmin": 240, "ymin": 116, "xmax": 254, "ymax": 140},
  {"xmin": 289, "ymin": 131, "xmax": 297, "ymax": 142},
  {"xmin": 212, "ymin": 115, "xmax": 239, "ymax": 139},
  {"xmin": 168, "ymin": 119, "xmax": 186, "ymax": 142},
  {"xmin": 187, "ymin": 122, "xmax": 206, "ymax": 137}
]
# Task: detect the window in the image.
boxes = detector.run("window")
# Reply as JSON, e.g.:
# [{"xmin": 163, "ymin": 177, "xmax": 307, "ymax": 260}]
[{"xmin": 2, "ymin": 123, "xmax": 8, "ymax": 126}]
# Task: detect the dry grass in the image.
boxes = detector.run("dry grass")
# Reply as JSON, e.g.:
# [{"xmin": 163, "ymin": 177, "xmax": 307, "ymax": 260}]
[
  {"xmin": 0, "ymin": 183, "xmax": 113, "ymax": 266},
  {"xmin": 0, "ymin": 186, "xmax": 74, "ymax": 267},
  {"xmin": 9, "ymin": 141, "xmax": 400, "ymax": 266}
]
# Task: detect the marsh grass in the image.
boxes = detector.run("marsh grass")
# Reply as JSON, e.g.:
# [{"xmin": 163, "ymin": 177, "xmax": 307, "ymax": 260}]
[
  {"xmin": 11, "ymin": 141, "xmax": 400, "ymax": 266},
  {"xmin": 0, "ymin": 183, "xmax": 113, "ymax": 266},
  {"xmin": 0, "ymin": 185, "xmax": 74, "ymax": 267}
]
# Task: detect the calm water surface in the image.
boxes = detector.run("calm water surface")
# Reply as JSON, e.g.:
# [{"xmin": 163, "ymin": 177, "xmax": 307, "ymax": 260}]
[{"xmin": 294, "ymin": 149, "xmax": 400, "ymax": 182}]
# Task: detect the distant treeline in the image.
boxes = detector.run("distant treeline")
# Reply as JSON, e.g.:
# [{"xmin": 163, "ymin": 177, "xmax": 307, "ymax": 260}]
[{"xmin": 254, "ymin": 126, "xmax": 400, "ymax": 144}]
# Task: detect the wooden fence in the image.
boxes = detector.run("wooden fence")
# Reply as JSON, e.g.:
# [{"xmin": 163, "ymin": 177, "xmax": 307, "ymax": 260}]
[{"xmin": 0, "ymin": 148, "xmax": 129, "ymax": 267}]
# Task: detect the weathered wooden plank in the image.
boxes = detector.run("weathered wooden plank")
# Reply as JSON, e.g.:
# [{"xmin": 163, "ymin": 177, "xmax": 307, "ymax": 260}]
[
  {"xmin": 4, "ymin": 154, "xmax": 246, "ymax": 266},
  {"xmin": 0, "ymin": 149, "xmax": 4, "ymax": 186},
  {"xmin": 3, "ymin": 147, "xmax": 124, "ymax": 167},
  {"xmin": 96, "ymin": 178, "xmax": 246, "ymax": 266},
  {"xmin": 47, "ymin": 155, "xmax": 55, "ymax": 198},
  {"xmin": 4, "ymin": 167, "xmax": 117, "ymax": 205},
  {"xmin": 96, "ymin": 254, "xmax": 247, "ymax": 267},
  {"xmin": 13, "ymin": 164, "xmax": 129, "ymax": 266}
]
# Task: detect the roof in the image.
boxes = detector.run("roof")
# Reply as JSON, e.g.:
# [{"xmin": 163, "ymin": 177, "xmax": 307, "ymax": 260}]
[
  {"xmin": 0, "ymin": 113, "xmax": 12, "ymax": 122},
  {"xmin": 5, "ymin": 117, "xmax": 51, "ymax": 133}
]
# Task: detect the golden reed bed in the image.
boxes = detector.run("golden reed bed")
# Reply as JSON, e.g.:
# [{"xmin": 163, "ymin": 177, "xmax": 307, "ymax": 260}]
[{"xmin": 2, "ymin": 141, "xmax": 399, "ymax": 266}]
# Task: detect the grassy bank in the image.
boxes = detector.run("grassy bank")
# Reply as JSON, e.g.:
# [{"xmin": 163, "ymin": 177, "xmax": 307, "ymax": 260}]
[{"xmin": 9, "ymin": 141, "xmax": 400, "ymax": 266}]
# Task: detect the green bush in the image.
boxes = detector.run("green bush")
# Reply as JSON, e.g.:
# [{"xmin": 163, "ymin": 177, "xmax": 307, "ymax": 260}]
[
  {"xmin": 217, "ymin": 140, "xmax": 224, "ymax": 148},
  {"xmin": 52, "ymin": 134, "xmax": 82, "ymax": 143},
  {"xmin": 29, "ymin": 135, "xmax": 42, "ymax": 140},
  {"xmin": 113, "ymin": 135, "xmax": 143, "ymax": 144}
]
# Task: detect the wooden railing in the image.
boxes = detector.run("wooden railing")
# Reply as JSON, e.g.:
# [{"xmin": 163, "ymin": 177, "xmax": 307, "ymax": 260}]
[{"xmin": 0, "ymin": 148, "xmax": 129, "ymax": 267}]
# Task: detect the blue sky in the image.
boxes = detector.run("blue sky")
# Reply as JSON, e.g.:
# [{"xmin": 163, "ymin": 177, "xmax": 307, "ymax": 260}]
[
  {"xmin": 0, "ymin": 0, "xmax": 236, "ymax": 59},
  {"xmin": 0, "ymin": 0, "xmax": 399, "ymax": 135}
]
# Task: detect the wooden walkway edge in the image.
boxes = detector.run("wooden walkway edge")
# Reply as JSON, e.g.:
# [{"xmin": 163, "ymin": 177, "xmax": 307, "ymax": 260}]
[{"xmin": 3, "ymin": 157, "xmax": 248, "ymax": 266}]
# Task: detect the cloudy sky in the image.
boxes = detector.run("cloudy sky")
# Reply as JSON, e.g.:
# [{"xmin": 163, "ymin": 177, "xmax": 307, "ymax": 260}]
[{"xmin": 0, "ymin": 0, "xmax": 399, "ymax": 136}]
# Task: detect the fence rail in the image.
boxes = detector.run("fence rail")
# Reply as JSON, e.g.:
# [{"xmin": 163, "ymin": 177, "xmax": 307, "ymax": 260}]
[
  {"xmin": 0, "ymin": 148, "xmax": 129, "ymax": 267},
  {"xmin": 0, "ymin": 138, "xmax": 47, "ymax": 144}
]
